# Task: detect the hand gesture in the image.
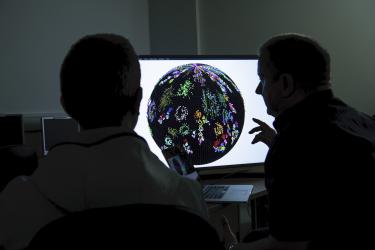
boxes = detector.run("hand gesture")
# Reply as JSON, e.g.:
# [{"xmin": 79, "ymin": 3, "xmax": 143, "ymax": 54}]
[{"xmin": 249, "ymin": 118, "xmax": 276, "ymax": 148}]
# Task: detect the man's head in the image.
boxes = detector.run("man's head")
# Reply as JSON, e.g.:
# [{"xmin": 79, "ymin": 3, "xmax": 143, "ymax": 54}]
[
  {"xmin": 256, "ymin": 33, "xmax": 331, "ymax": 117},
  {"xmin": 60, "ymin": 34, "xmax": 142, "ymax": 130}
]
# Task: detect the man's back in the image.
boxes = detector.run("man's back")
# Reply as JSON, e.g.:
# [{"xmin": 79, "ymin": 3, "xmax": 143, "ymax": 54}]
[
  {"xmin": 0, "ymin": 126, "xmax": 208, "ymax": 250},
  {"xmin": 266, "ymin": 90, "xmax": 374, "ymax": 245}
]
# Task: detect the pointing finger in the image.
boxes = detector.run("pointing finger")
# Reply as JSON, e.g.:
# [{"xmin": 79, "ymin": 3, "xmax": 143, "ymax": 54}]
[
  {"xmin": 252, "ymin": 117, "xmax": 269, "ymax": 127},
  {"xmin": 249, "ymin": 126, "xmax": 261, "ymax": 134}
]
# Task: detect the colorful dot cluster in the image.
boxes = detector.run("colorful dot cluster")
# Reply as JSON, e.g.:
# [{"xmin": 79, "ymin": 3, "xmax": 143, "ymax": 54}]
[{"xmin": 147, "ymin": 63, "xmax": 245, "ymax": 165}]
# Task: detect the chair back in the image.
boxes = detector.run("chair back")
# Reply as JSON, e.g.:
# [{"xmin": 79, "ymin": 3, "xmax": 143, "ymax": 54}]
[{"xmin": 27, "ymin": 203, "xmax": 225, "ymax": 250}]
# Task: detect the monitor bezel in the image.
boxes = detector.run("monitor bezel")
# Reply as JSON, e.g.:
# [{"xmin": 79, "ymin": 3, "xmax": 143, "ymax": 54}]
[
  {"xmin": 139, "ymin": 54, "xmax": 259, "ymax": 60},
  {"xmin": 41, "ymin": 116, "xmax": 78, "ymax": 156},
  {"xmin": 0, "ymin": 114, "xmax": 24, "ymax": 147}
]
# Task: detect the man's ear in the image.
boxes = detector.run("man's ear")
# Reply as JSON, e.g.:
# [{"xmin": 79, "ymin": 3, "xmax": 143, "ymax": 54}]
[
  {"xmin": 280, "ymin": 73, "xmax": 296, "ymax": 98},
  {"xmin": 60, "ymin": 96, "xmax": 67, "ymax": 112},
  {"xmin": 131, "ymin": 87, "xmax": 143, "ymax": 115}
]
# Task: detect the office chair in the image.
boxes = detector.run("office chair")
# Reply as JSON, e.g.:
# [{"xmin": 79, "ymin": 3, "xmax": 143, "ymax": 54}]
[
  {"xmin": 27, "ymin": 203, "xmax": 225, "ymax": 250},
  {"xmin": 0, "ymin": 144, "xmax": 38, "ymax": 192}
]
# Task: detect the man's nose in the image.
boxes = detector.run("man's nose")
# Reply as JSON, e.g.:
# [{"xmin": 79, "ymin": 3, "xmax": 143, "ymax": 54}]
[{"xmin": 255, "ymin": 82, "xmax": 262, "ymax": 95}]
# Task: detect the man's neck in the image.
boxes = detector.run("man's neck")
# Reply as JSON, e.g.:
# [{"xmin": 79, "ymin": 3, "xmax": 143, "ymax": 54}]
[
  {"xmin": 79, "ymin": 115, "xmax": 137, "ymax": 131},
  {"xmin": 277, "ymin": 85, "xmax": 332, "ymax": 118}
]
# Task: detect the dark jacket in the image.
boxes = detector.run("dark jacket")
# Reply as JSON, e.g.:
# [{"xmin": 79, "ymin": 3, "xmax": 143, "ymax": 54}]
[{"xmin": 265, "ymin": 90, "xmax": 375, "ymax": 247}]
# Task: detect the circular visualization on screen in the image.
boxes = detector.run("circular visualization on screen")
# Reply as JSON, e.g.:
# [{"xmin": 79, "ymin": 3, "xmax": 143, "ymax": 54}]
[{"xmin": 147, "ymin": 63, "xmax": 245, "ymax": 165}]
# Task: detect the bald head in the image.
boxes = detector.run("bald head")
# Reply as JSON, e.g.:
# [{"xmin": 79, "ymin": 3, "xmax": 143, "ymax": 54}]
[{"xmin": 259, "ymin": 33, "xmax": 331, "ymax": 92}]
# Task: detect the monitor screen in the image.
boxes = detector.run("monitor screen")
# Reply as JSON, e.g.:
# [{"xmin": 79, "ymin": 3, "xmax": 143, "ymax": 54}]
[
  {"xmin": 136, "ymin": 56, "xmax": 274, "ymax": 169},
  {"xmin": 41, "ymin": 116, "xmax": 80, "ymax": 155},
  {"xmin": 0, "ymin": 114, "xmax": 24, "ymax": 147}
]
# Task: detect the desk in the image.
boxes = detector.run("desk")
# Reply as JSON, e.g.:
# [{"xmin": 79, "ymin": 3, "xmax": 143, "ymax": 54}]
[{"xmin": 204, "ymin": 178, "xmax": 268, "ymax": 241}]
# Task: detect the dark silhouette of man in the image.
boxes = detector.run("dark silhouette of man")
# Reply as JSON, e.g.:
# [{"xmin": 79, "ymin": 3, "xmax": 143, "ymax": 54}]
[
  {"xmin": 0, "ymin": 34, "xmax": 208, "ymax": 250},
  {"xmin": 224, "ymin": 33, "xmax": 375, "ymax": 250}
]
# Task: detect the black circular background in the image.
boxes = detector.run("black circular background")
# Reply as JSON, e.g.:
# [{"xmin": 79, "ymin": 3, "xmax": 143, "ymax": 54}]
[{"xmin": 147, "ymin": 63, "xmax": 245, "ymax": 165}]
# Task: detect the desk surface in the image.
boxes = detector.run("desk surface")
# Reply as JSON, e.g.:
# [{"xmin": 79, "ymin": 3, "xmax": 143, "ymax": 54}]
[
  {"xmin": 202, "ymin": 177, "xmax": 266, "ymax": 199},
  {"xmin": 203, "ymin": 178, "xmax": 267, "ymax": 240}
]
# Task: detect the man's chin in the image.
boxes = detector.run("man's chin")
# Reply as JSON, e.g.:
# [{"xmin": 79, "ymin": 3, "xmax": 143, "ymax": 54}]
[{"xmin": 267, "ymin": 109, "xmax": 276, "ymax": 117}]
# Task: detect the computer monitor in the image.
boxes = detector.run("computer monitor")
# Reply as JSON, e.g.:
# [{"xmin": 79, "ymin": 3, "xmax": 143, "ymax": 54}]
[
  {"xmin": 136, "ymin": 55, "xmax": 274, "ymax": 169},
  {"xmin": 0, "ymin": 114, "xmax": 24, "ymax": 147},
  {"xmin": 41, "ymin": 116, "xmax": 80, "ymax": 155}
]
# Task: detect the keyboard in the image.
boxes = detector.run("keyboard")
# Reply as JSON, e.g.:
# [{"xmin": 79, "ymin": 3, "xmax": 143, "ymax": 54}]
[{"xmin": 202, "ymin": 185, "xmax": 229, "ymax": 199}]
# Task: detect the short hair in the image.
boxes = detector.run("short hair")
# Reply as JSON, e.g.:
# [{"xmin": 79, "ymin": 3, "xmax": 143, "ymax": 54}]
[
  {"xmin": 259, "ymin": 33, "xmax": 331, "ymax": 92},
  {"xmin": 60, "ymin": 34, "xmax": 140, "ymax": 125}
]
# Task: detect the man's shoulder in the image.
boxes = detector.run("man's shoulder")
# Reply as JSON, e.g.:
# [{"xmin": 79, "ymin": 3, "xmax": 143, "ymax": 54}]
[
  {"xmin": 0, "ymin": 176, "xmax": 33, "ymax": 200},
  {"xmin": 327, "ymin": 107, "xmax": 375, "ymax": 149}
]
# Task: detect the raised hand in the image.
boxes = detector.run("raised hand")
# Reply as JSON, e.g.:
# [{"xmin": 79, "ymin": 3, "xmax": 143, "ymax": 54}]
[{"xmin": 249, "ymin": 118, "xmax": 277, "ymax": 148}]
